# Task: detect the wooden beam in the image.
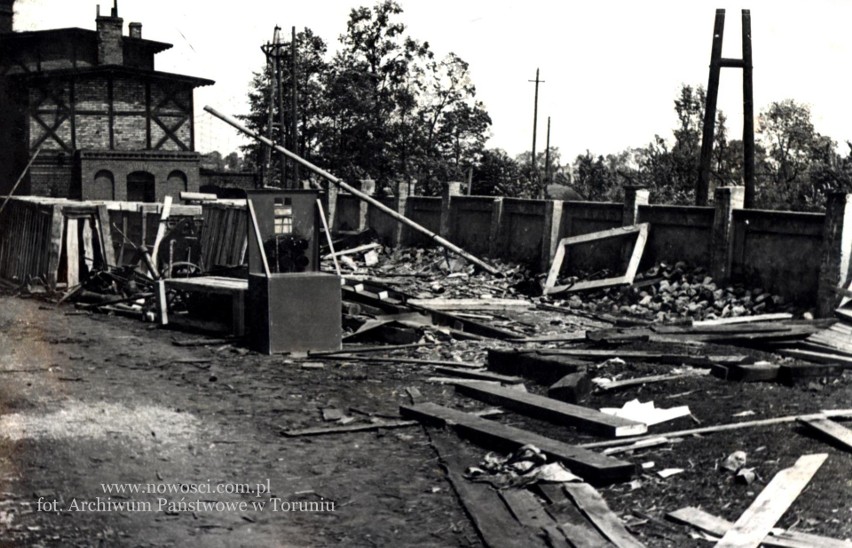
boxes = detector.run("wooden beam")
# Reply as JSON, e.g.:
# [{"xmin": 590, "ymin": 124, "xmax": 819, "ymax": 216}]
[
  {"xmin": 536, "ymin": 483, "xmax": 613, "ymax": 547},
  {"xmin": 65, "ymin": 218, "xmax": 79, "ymax": 287},
  {"xmin": 151, "ymin": 196, "xmax": 172, "ymax": 267},
  {"xmin": 692, "ymin": 313, "xmax": 793, "ymax": 327},
  {"xmin": 714, "ymin": 453, "xmax": 828, "ymax": 548},
  {"xmin": 454, "ymin": 381, "xmax": 647, "ymax": 437},
  {"xmin": 433, "ymin": 366, "xmax": 523, "ymax": 384},
  {"xmin": 400, "ymin": 402, "xmax": 635, "ymax": 485},
  {"xmin": 797, "ymin": 417, "xmax": 852, "ymax": 452},
  {"xmin": 487, "ymin": 349, "xmax": 588, "ymax": 385}
]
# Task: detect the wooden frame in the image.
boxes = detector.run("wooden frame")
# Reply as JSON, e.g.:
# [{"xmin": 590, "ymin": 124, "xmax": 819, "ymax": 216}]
[{"xmin": 543, "ymin": 223, "xmax": 649, "ymax": 295}]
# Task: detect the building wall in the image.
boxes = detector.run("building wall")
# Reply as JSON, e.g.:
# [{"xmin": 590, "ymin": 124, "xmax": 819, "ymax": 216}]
[{"xmin": 78, "ymin": 150, "xmax": 200, "ymax": 202}]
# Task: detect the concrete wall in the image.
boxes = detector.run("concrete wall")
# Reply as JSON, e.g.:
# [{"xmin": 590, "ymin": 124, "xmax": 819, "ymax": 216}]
[
  {"xmin": 327, "ymin": 184, "xmax": 852, "ymax": 311},
  {"xmin": 732, "ymin": 209, "xmax": 825, "ymax": 304}
]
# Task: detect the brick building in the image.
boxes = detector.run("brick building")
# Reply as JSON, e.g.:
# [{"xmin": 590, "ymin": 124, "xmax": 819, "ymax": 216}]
[{"xmin": 0, "ymin": 0, "xmax": 214, "ymax": 201}]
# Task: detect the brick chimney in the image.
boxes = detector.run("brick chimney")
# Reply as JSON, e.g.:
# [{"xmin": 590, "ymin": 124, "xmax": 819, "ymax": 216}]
[
  {"xmin": 96, "ymin": 1, "xmax": 123, "ymax": 65},
  {"xmin": 129, "ymin": 22, "xmax": 141, "ymax": 39},
  {"xmin": 0, "ymin": 0, "xmax": 14, "ymax": 34}
]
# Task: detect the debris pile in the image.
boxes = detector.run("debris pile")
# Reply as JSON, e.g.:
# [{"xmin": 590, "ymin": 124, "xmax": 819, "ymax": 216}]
[{"xmin": 551, "ymin": 261, "xmax": 798, "ymax": 322}]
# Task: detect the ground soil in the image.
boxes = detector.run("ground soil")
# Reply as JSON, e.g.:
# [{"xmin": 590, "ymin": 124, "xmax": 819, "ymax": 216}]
[{"xmin": 0, "ymin": 292, "xmax": 850, "ymax": 547}]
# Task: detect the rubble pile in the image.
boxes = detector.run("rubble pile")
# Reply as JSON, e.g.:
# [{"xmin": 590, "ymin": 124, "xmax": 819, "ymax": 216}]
[{"xmin": 551, "ymin": 261, "xmax": 799, "ymax": 322}]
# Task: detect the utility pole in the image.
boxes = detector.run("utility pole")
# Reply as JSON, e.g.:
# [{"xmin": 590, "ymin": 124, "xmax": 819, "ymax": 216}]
[
  {"xmin": 261, "ymin": 27, "xmax": 287, "ymax": 187},
  {"xmin": 529, "ymin": 68, "xmax": 545, "ymax": 197},
  {"xmin": 544, "ymin": 116, "xmax": 552, "ymax": 185},
  {"xmin": 291, "ymin": 26, "xmax": 300, "ymax": 188}
]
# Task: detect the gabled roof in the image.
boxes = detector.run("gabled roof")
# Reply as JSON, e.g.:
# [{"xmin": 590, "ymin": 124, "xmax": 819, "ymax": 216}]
[
  {"xmin": 10, "ymin": 64, "xmax": 214, "ymax": 88},
  {"xmin": 0, "ymin": 27, "xmax": 172, "ymax": 54}
]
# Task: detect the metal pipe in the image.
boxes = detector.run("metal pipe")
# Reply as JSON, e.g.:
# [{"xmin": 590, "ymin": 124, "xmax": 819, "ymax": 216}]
[{"xmin": 203, "ymin": 105, "xmax": 501, "ymax": 275}]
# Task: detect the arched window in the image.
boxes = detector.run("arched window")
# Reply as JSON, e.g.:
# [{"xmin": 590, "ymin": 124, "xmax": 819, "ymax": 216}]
[
  {"xmin": 93, "ymin": 169, "xmax": 115, "ymax": 200},
  {"xmin": 165, "ymin": 170, "xmax": 188, "ymax": 197},
  {"xmin": 127, "ymin": 171, "xmax": 156, "ymax": 202}
]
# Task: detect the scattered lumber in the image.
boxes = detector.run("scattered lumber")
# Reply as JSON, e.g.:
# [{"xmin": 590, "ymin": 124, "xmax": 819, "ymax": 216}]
[
  {"xmin": 562, "ymin": 482, "xmax": 646, "ymax": 548},
  {"xmin": 487, "ymin": 349, "xmax": 587, "ymax": 384},
  {"xmin": 797, "ymin": 417, "xmax": 852, "ymax": 452},
  {"xmin": 499, "ymin": 488, "xmax": 556, "ymax": 531},
  {"xmin": 692, "ymin": 313, "xmax": 794, "ymax": 327},
  {"xmin": 323, "ymin": 242, "xmax": 382, "ymax": 260},
  {"xmin": 428, "ymin": 428, "xmax": 550, "ymax": 548},
  {"xmin": 775, "ymin": 348, "xmax": 852, "ymax": 367},
  {"xmin": 433, "ymin": 366, "xmax": 524, "ymax": 384},
  {"xmin": 714, "ymin": 453, "xmax": 828, "ymax": 548},
  {"xmin": 547, "ymin": 372, "xmax": 592, "ymax": 404},
  {"xmin": 586, "ymin": 327, "xmax": 652, "ymax": 344},
  {"xmin": 579, "ymin": 410, "xmax": 852, "ymax": 449},
  {"xmin": 666, "ymin": 506, "xmax": 851, "ymax": 548},
  {"xmin": 406, "ymin": 297, "xmax": 533, "ymax": 311},
  {"xmin": 594, "ymin": 372, "xmax": 699, "ymax": 392},
  {"xmin": 400, "ymin": 403, "xmax": 635, "ymax": 485},
  {"xmin": 543, "ymin": 223, "xmax": 649, "ymax": 296},
  {"xmin": 454, "ymin": 381, "xmax": 647, "ymax": 438},
  {"xmin": 511, "ymin": 331, "xmax": 587, "ymax": 344},
  {"xmin": 309, "ymin": 342, "xmax": 433, "ymax": 356}
]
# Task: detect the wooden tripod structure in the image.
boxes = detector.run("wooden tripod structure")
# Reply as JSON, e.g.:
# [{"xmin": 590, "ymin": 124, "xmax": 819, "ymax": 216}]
[{"xmin": 696, "ymin": 9, "xmax": 755, "ymax": 208}]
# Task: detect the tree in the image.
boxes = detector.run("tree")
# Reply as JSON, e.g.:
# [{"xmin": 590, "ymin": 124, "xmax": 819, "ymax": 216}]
[{"xmin": 472, "ymin": 148, "xmax": 523, "ymax": 196}]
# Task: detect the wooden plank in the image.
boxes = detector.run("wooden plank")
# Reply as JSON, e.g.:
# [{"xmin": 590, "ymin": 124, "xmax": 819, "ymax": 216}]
[
  {"xmin": 433, "ymin": 366, "xmax": 523, "ymax": 384},
  {"xmin": 797, "ymin": 417, "xmax": 852, "ymax": 452},
  {"xmin": 667, "ymin": 506, "xmax": 851, "ymax": 548},
  {"xmin": 692, "ymin": 313, "xmax": 793, "ymax": 327},
  {"xmin": 151, "ymin": 195, "xmax": 172, "ymax": 266},
  {"xmin": 155, "ymin": 280, "xmax": 168, "ymax": 326},
  {"xmin": 65, "ymin": 218, "xmax": 79, "ymax": 287},
  {"xmin": 45, "ymin": 204, "xmax": 64, "ymax": 289},
  {"xmin": 580, "ymin": 410, "xmax": 852, "ymax": 449},
  {"xmin": 533, "ymin": 348, "xmax": 748, "ymax": 367},
  {"xmin": 282, "ymin": 419, "xmax": 418, "ymax": 436},
  {"xmin": 428, "ymin": 428, "xmax": 548, "ymax": 548},
  {"xmin": 562, "ymin": 483, "xmax": 646, "ymax": 548},
  {"xmin": 406, "ymin": 298, "xmax": 533, "ymax": 311},
  {"xmin": 81, "ymin": 218, "xmax": 94, "ymax": 273},
  {"xmin": 538, "ymin": 483, "xmax": 614, "ymax": 548},
  {"xmin": 488, "ymin": 349, "xmax": 588, "ymax": 385},
  {"xmin": 499, "ymin": 488, "xmax": 557, "ymax": 530},
  {"xmin": 400, "ymin": 403, "xmax": 635, "ymax": 485},
  {"xmin": 454, "ymin": 381, "xmax": 647, "ymax": 438},
  {"xmin": 775, "ymin": 348, "xmax": 852, "ymax": 367},
  {"xmin": 594, "ymin": 373, "xmax": 695, "ymax": 391},
  {"xmin": 778, "ymin": 363, "xmax": 846, "ymax": 385},
  {"xmin": 715, "ymin": 453, "xmax": 828, "ymax": 548},
  {"xmin": 96, "ymin": 204, "xmax": 116, "ymax": 267},
  {"xmin": 711, "ymin": 363, "xmax": 780, "ymax": 383}
]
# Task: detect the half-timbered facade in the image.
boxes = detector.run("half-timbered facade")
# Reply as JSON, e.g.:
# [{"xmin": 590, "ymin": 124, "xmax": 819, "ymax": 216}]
[{"xmin": 0, "ymin": 1, "xmax": 213, "ymax": 201}]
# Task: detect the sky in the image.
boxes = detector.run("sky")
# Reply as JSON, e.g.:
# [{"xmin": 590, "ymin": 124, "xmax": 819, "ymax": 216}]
[{"xmin": 12, "ymin": 0, "xmax": 852, "ymax": 163}]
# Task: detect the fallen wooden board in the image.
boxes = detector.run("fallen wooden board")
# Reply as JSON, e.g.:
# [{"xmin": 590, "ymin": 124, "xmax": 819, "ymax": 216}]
[
  {"xmin": 710, "ymin": 363, "xmax": 780, "ymax": 382},
  {"xmin": 586, "ymin": 328, "xmax": 652, "ymax": 344},
  {"xmin": 775, "ymin": 348, "xmax": 852, "ymax": 367},
  {"xmin": 433, "ymin": 366, "xmax": 524, "ymax": 384},
  {"xmin": 511, "ymin": 331, "xmax": 588, "ymax": 344},
  {"xmin": 798, "ymin": 417, "xmax": 852, "ymax": 452},
  {"xmin": 579, "ymin": 410, "xmax": 852, "ymax": 449},
  {"xmin": 778, "ymin": 363, "xmax": 846, "ymax": 385},
  {"xmin": 407, "ymin": 298, "xmax": 533, "ymax": 311},
  {"xmin": 499, "ymin": 488, "xmax": 556, "ymax": 531},
  {"xmin": 487, "ymin": 349, "xmax": 588, "ymax": 384},
  {"xmin": 715, "ymin": 453, "xmax": 828, "ymax": 548},
  {"xmin": 454, "ymin": 381, "xmax": 647, "ymax": 437},
  {"xmin": 531, "ymin": 348, "xmax": 749, "ymax": 367},
  {"xmin": 667, "ymin": 506, "xmax": 852, "ymax": 548},
  {"xmin": 594, "ymin": 373, "xmax": 698, "ymax": 392},
  {"xmin": 319, "ymin": 354, "xmax": 482, "ymax": 369},
  {"xmin": 562, "ymin": 482, "xmax": 646, "ymax": 548},
  {"xmin": 281, "ymin": 419, "xmax": 418, "ymax": 436},
  {"xmin": 428, "ymin": 428, "xmax": 549, "ymax": 548},
  {"xmin": 401, "ymin": 403, "xmax": 635, "ymax": 485},
  {"xmin": 692, "ymin": 313, "xmax": 794, "ymax": 327}
]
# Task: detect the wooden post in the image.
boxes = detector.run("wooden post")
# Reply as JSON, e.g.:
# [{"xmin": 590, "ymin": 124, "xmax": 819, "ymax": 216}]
[
  {"xmin": 440, "ymin": 181, "xmax": 463, "ymax": 239},
  {"xmin": 817, "ymin": 192, "xmax": 852, "ymax": 317},
  {"xmin": 357, "ymin": 178, "xmax": 375, "ymax": 232},
  {"xmin": 742, "ymin": 9, "xmax": 755, "ymax": 208},
  {"xmin": 46, "ymin": 205, "xmax": 64, "ymax": 290},
  {"xmin": 65, "ymin": 218, "xmax": 79, "ymax": 287},
  {"xmin": 488, "ymin": 197, "xmax": 504, "ymax": 258},
  {"xmin": 326, "ymin": 180, "xmax": 338, "ymax": 232},
  {"xmin": 710, "ymin": 186, "xmax": 744, "ymax": 282},
  {"xmin": 622, "ymin": 186, "xmax": 649, "ymax": 227},
  {"xmin": 697, "ymin": 9, "xmax": 726, "ymax": 206},
  {"xmin": 541, "ymin": 200, "xmax": 564, "ymax": 272}
]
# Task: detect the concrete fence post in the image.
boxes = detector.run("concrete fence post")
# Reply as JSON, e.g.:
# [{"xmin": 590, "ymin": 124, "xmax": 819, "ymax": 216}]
[
  {"xmin": 440, "ymin": 181, "xmax": 463, "ymax": 239},
  {"xmin": 540, "ymin": 200, "xmax": 564, "ymax": 271},
  {"xmin": 326, "ymin": 181, "xmax": 339, "ymax": 232},
  {"xmin": 393, "ymin": 180, "xmax": 411, "ymax": 247},
  {"xmin": 487, "ymin": 197, "xmax": 504, "ymax": 258},
  {"xmin": 357, "ymin": 178, "xmax": 375, "ymax": 232},
  {"xmin": 817, "ymin": 192, "xmax": 852, "ymax": 317},
  {"xmin": 622, "ymin": 185, "xmax": 649, "ymax": 226},
  {"xmin": 710, "ymin": 186, "xmax": 745, "ymax": 282}
]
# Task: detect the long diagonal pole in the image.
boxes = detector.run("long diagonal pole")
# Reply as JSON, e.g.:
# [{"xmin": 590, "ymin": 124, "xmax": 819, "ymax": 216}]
[{"xmin": 203, "ymin": 105, "xmax": 500, "ymax": 275}]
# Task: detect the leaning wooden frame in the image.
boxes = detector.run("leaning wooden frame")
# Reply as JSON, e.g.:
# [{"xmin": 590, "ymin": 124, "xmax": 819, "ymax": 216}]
[{"xmin": 543, "ymin": 223, "xmax": 649, "ymax": 295}]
